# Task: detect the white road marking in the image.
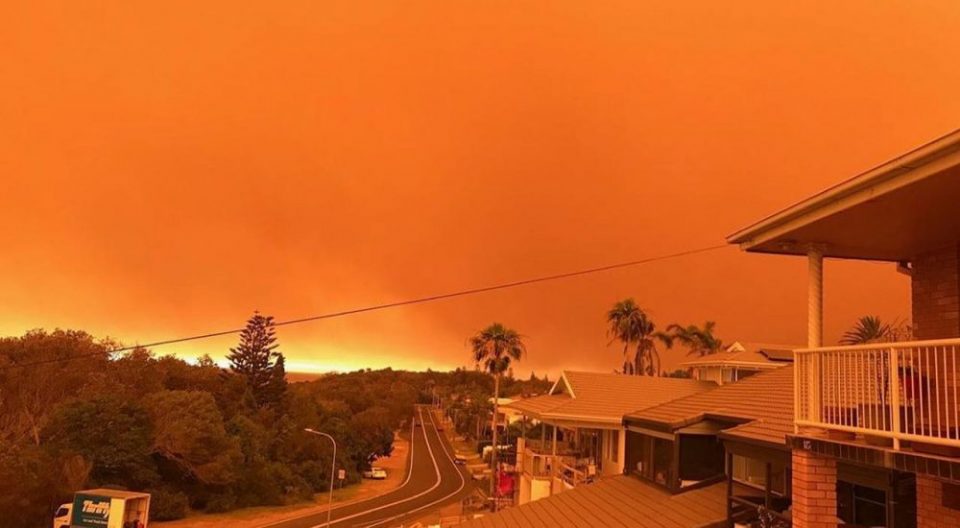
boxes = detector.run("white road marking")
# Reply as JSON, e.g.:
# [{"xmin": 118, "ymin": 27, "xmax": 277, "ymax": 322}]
[
  {"xmin": 310, "ymin": 406, "xmax": 443, "ymax": 528},
  {"xmin": 260, "ymin": 415, "xmax": 419, "ymax": 528},
  {"xmin": 357, "ymin": 407, "xmax": 467, "ymax": 528}
]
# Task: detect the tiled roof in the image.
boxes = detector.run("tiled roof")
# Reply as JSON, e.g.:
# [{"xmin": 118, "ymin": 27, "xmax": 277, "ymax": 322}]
[
  {"xmin": 505, "ymin": 394, "xmax": 570, "ymax": 416},
  {"xmin": 627, "ymin": 366, "xmax": 795, "ymax": 447},
  {"xmin": 459, "ymin": 476, "xmax": 727, "ymax": 528},
  {"xmin": 680, "ymin": 342, "xmax": 797, "ymax": 368},
  {"xmin": 506, "ymin": 371, "xmax": 716, "ymax": 425}
]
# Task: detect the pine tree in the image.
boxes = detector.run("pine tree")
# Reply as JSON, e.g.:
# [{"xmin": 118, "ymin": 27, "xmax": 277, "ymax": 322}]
[
  {"xmin": 264, "ymin": 352, "xmax": 288, "ymax": 408},
  {"xmin": 226, "ymin": 312, "xmax": 282, "ymax": 408}
]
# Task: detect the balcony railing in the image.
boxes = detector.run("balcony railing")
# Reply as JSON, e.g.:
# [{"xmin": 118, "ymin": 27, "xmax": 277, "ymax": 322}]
[
  {"xmin": 796, "ymin": 339, "xmax": 960, "ymax": 450},
  {"xmin": 520, "ymin": 449, "xmax": 579, "ymax": 477}
]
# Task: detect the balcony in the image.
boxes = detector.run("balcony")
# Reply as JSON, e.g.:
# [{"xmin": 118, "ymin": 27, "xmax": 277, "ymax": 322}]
[
  {"xmin": 795, "ymin": 339, "xmax": 960, "ymax": 453},
  {"xmin": 517, "ymin": 438, "xmax": 596, "ymax": 487}
]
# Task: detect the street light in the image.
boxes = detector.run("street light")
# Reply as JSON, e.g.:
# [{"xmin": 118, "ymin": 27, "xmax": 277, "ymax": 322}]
[{"xmin": 304, "ymin": 428, "xmax": 337, "ymax": 527}]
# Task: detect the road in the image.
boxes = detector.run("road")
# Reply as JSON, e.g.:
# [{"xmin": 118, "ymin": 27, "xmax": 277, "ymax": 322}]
[{"xmin": 266, "ymin": 406, "xmax": 472, "ymax": 528}]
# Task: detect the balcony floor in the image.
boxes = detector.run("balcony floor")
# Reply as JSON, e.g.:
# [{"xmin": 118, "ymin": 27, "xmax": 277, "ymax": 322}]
[{"xmin": 791, "ymin": 429, "xmax": 960, "ymax": 483}]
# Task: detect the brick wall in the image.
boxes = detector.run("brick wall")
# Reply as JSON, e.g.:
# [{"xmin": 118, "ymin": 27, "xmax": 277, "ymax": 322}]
[
  {"xmin": 912, "ymin": 245, "xmax": 960, "ymax": 339},
  {"xmin": 917, "ymin": 475, "xmax": 960, "ymax": 528},
  {"xmin": 792, "ymin": 449, "xmax": 837, "ymax": 528}
]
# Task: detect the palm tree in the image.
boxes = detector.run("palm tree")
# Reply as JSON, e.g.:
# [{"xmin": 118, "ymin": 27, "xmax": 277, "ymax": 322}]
[
  {"xmin": 469, "ymin": 322, "xmax": 525, "ymax": 507},
  {"xmin": 666, "ymin": 321, "xmax": 724, "ymax": 357},
  {"xmin": 841, "ymin": 316, "xmax": 892, "ymax": 345},
  {"xmin": 606, "ymin": 299, "xmax": 670, "ymax": 375}
]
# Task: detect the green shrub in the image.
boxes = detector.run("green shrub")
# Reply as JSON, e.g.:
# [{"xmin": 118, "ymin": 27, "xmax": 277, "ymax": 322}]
[
  {"xmin": 204, "ymin": 492, "xmax": 237, "ymax": 513},
  {"xmin": 148, "ymin": 488, "xmax": 189, "ymax": 521}
]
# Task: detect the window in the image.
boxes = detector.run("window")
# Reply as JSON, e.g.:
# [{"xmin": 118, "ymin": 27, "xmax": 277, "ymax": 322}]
[
  {"xmin": 732, "ymin": 455, "xmax": 786, "ymax": 495},
  {"xmin": 838, "ymin": 481, "xmax": 887, "ymax": 527},
  {"xmin": 678, "ymin": 434, "xmax": 724, "ymax": 483},
  {"xmin": 633, "ymin": 434, "xmax": 674, "ymax": 486}
]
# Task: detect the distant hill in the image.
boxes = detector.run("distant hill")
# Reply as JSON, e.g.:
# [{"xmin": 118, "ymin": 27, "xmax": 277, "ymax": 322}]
[{"xmin": 286, "ymin": 371, "xmax": 327, "ymax": 383}]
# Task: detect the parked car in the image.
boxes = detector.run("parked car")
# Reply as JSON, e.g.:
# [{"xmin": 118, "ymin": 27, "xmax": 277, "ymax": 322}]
[
  {"xmin": 454, "ymin": 454, "xmax": 468, "ymax": 465},
  {"xmin": 362, "ymin": 467, "xmax": 388, "ymax": 480}
]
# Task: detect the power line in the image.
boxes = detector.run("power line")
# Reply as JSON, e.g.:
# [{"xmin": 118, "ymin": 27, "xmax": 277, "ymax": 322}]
[{"xmin": 0, "ymin": 243, "xmax": 730, "ymax": 371}]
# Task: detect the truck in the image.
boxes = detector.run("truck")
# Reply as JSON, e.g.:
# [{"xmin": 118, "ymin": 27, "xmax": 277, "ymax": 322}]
[{"xmin": 53, "ymin": 489, "xmax": 151, "ymax": 528}]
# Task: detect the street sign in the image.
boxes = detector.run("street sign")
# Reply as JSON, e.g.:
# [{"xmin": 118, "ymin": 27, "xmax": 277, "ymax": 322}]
[{"xmin": 337, "ymin": 469, "xmax": 346, "ymax": 480}]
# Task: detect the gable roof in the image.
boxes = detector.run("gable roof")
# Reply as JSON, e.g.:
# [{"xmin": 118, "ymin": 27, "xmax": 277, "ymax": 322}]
[
  {"xmin": 506, "ymin": 371, "xmax": 716, "ymax": 425},
  {"xmin": 680, "ymin": 342, "xmax": 796, "ymax": 369},
  {"xmin": 459, "ymin": 476, "xmax": 727, "ymax": 528},
  {"xmin": 627, "ymin": 366, "xmax": 794, "ymax": 448}
]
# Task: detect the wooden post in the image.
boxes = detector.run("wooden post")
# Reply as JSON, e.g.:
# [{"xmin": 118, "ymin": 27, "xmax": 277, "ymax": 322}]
[
  {"xmin": 726, "ymin": 452, "xmax": 734, "ymax": 524},
  {"xmin": 551, "ymin": 424, "xmax": 558, "ymax": 495},
  {"xmin": 764, "ymin": 462, "xmax": 772, "ymax": 508},
  {"xmin": 672, "ymin": 434, "xmax": 681, "ymax": 492}
]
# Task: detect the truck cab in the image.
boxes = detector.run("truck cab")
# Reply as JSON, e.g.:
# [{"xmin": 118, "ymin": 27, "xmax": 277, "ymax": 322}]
[{"xmin": 52, "ymin": 504, "xmax": 71, "ymax": 528}]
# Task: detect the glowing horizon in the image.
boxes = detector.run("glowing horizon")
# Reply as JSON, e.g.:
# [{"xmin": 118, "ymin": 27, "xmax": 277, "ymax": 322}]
[{"xmin": 5, "ymin": 0, "xmax": 955, "ymax": 376}]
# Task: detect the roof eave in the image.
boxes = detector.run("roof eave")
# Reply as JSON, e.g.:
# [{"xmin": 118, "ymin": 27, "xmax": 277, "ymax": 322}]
[
  {"xmin": 726, "ymin": 128, "xmax": 960, "ymax": 256},
  {"xmin": 680, "ymin": 360, "xmax": 786, "ymax": 369}
]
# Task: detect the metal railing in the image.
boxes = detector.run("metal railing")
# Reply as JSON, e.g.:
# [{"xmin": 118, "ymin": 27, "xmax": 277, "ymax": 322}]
[
  {"xmin": 795, "ymin": 339, "xmax": 960, "ymax": 450},
  {"xmin": 520, "ymin": 448, "xmax": 579, "ymax": 480},
  {"xmin": 558, "ymin": 460, "xmax": 595, "ymax": 488}
]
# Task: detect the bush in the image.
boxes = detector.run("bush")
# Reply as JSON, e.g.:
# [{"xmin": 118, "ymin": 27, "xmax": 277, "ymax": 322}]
[
  {"xmin": 268, "ymin": 463, "xmax": 313, "ymax": 505},
  {"xmin": 148, "ymin": 488, "xmax": 189, "ymax": 521},
  {"xmin": 293, "ymin": 460, "xmax": 330, "ymax": 491},
  {"xmin": 204, "ymin": 492, "xmax": 237, "ymax": 513}
]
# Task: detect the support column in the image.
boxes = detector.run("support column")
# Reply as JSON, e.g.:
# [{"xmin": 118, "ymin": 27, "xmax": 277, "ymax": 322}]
[
  {"xmin": 725, "ymin": 452, "xmax": 733, "ymax": 524},
  {"xmin": 551, "ymin": 425, "xmax": 558, "ymax": 496},
  {"xmin": 808, "ymin": 246, "xmax": 824, "ymax": 348},
  {"xmin": 808, "ymin": 246, "xmax": 824, "ymax": 426},
  {"xmin": 792, "ymin": 449, "xmax": 836, "ymax": 528}
]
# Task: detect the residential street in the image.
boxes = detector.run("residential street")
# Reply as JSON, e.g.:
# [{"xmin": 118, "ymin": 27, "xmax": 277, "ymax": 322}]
[{"xmin": 265, "ymin": 406, "xmax": 472, "ymax": 528}]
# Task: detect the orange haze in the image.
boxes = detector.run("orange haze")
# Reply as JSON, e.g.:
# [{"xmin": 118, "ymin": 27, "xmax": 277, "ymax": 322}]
[{"xmin": 3, "ymin": 1, "xmax": 960, "ymax": 376}]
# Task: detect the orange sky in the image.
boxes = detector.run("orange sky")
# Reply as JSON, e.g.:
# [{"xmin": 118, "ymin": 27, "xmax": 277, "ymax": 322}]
[{"xmin": 3, "ymin": 1, "xmax": 960, "ymax": 376}]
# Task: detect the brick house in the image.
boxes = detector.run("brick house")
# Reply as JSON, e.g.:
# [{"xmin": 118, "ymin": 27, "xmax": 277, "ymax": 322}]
[{"xmin": 729, "ymin": 128, "xmax": 960, "ymax": 527}]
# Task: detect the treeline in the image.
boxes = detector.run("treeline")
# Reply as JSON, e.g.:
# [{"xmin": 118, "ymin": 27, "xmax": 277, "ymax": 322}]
[
  {"xmin": 440, "ymin": 367, "xmax": 553, "ymax": 442},
  {"xmin": 0, "ymin": 324, "xmax": 541, "ymax": 528}
]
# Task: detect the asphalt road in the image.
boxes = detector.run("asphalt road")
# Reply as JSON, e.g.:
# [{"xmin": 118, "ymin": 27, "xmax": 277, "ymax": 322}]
[{"xmin": 266, "ymin": 406, "xmax": 472, "ymax": 528}]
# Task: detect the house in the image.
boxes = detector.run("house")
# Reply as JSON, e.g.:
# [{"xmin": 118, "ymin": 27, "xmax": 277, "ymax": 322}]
[
  {"xmin": 728, "ymin": 128, "xmax": 960, "ymax": 527},
  {"xmin": 682, "ymin": 341, "xmax": 796, "ymax": 385},
  {"xmin": 491, "ymin": 397, "xmax": 524, "ymax": 427},
  {"xmin": 459, "ymin": 366, "xmax": 797, "ymax": 527},
  {"xmin": 458, "ymin": 474, "xmax": 729, "ymax": 528},
  {"xmin": 505, "ymin": 371, "xmax": 715, "ymax": 505},
  {"xmin": 626, "ymin": 365, "xmax": 794, "ymax": 525}
]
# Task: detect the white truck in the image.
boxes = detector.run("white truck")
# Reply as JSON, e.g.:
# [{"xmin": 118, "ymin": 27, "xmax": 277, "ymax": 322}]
[{"xmin": 53, "ymin": 489, "xmax": 150, "ymax": 528}]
